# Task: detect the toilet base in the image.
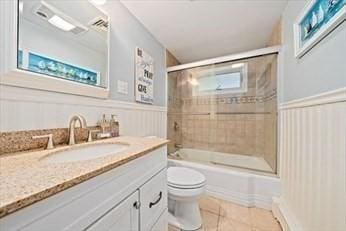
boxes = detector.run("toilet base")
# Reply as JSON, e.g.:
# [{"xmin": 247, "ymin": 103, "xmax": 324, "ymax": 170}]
[{"xmin": 168, "ymin": 199, "xmax": 202, "ymax": 231}]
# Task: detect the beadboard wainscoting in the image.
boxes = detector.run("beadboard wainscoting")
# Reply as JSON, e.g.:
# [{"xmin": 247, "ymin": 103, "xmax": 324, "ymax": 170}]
[
  {"xmin": 0, "ymin": 85, "xmax": 167, "ymax": 138},
  {"xmin": 273, "ymin": 88, "xmax": 346, "ymax": 231}
]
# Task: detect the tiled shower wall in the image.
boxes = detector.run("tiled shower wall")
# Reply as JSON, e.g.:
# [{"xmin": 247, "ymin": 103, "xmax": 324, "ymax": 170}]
[{"xmin": 167, "ymin": 54, "xmax": 278, "ymax": 172}]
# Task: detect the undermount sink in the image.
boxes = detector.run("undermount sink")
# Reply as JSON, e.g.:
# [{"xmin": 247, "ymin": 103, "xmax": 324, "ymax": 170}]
[{"xmin": 41, "ymin": 143, "xmax": 129, "ymax": 163}]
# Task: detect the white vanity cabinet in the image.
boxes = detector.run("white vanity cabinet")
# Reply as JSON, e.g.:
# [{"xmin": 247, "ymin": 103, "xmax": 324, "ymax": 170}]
[
  {"xmin": 0, "ymin": 146, "xmax": 168, "ymax": 231},
  {"xmin": 86, "ymin": 190, "xmax": 140, "ymax": 231}
]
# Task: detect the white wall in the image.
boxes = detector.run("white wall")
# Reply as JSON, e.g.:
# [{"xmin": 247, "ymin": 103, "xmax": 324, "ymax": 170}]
[
  {"xmin": 280, "ymin": 1, "xmax": 346, "ymax": 103},
  {"xmin": 275, "ymin": 1, "xmax": 346, "ymax": 230},
  {"xmin": 102, "ymin": 1, "xmax": 167, "ymax": 106},
  {"xmin": 0, "ymin": 85, "xmax": 167, "ymax": 137}
]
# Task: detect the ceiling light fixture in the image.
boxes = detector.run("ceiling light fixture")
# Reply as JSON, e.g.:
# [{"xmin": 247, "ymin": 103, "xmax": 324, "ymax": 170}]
[
  {"xmin": 48, "ymin": 15, "xmax": 76, "ymax": 31},
  {"xmin": 89, "ymin": 0, "xmax": 107, "ymax": 6}
]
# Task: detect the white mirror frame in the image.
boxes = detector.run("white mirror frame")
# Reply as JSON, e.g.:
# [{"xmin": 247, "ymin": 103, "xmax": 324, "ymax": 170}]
[{"xmin": 0, "ymin": 0, "xmax": 110, "ymax": 99}]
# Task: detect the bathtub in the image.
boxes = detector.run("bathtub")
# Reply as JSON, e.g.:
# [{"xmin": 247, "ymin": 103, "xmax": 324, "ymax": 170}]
[{"xmin": 168, "ymin": 148, "xmax": 281, "ymax": 210}]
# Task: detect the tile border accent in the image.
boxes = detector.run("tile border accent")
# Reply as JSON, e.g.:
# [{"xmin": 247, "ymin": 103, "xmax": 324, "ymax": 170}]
[{"xmin": 181, "ymin": 93, "xmax": 277, "ymax": 105}]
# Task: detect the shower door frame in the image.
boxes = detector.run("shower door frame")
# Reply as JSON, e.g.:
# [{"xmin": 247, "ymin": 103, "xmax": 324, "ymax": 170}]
[{"xmin": 166, "ymin": 45, "xmax": 283, "ymax": 176}]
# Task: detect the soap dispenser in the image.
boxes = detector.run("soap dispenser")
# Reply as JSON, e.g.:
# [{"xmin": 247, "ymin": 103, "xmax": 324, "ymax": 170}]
[
  {"xmin": 97, "ymin": 114, "xmax": 111, "ymax": 139},
  {"xmin": 99, "ymin": 114, "xmax": 108, "ymax": 133},
  {"xmin": 110, "ymin": 114, "xmax": 119, "ymax": 137}
]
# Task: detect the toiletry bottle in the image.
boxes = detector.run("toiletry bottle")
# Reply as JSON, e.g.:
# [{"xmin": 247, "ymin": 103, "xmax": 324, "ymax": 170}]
[
  {"xmin": 100, "ymin": 114, "xmax": 107, "ymax": 133},
  {"xmin": 110, "ymin": 114, "xmax": 119, "ymax": 137}
]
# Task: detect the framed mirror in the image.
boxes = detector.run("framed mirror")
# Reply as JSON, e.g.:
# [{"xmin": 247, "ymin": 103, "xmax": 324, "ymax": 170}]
[{"xmin": 0, "ymin": 0, "xmax": 109, "ymax": 98}]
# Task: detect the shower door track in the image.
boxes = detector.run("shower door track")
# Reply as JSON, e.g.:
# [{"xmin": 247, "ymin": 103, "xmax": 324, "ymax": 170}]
[
  {"xmin": 215, "ymin": 112, "xmax": 271, "ymax": 115},
  {"xmin": 167, "ymin": 46, "xmax": 281, "ymax": 72},
  {"xmin": 168, "ymin": 112, "xmax": 271, "ymax": 115}
]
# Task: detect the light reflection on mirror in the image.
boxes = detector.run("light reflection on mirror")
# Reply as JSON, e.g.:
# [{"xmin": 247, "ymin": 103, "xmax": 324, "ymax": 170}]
[{"xmin": 17, "ymin": 0, "xmax": 108, "ymax": 88}]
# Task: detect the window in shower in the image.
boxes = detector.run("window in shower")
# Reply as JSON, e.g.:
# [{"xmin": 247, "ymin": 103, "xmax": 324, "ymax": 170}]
[{"xmin": 192, "ymin": 62, "xmax": 247, "ymax": 95}]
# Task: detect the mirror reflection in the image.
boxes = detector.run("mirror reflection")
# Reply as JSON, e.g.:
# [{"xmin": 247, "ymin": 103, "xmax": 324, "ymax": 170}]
[{"xmin": 17, "ymin": 0, "xmax": 108, "ymax": 87}]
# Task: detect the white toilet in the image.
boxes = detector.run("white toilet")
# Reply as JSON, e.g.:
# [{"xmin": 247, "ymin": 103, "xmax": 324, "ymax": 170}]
[{"xmin": 167, "ymin": 167, "xmax": 206, "ymax": 231}]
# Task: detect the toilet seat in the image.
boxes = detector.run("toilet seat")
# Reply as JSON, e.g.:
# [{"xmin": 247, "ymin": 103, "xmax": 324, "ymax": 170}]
[
  {"xmin": 168, "ymin": 182, "xmax": 205, "ymax": 189},
  {"xmin": 167, "ymin": 167, "xmax": 206, "ymax": 189}
]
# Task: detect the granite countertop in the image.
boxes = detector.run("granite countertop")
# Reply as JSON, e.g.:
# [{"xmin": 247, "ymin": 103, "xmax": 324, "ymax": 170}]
[{"xmin": 0, "ymin": 136, "xmax": 169, "ymax": 218}]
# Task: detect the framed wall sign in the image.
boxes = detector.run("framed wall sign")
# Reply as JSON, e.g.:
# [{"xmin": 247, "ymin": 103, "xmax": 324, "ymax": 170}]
[
  {"xmin": 135, "ymin": 47, "xmax": 154, "ymax": 104},
  {"xmin": 294, "ymin": 0, "xmax": 346, "ymax": 58}
]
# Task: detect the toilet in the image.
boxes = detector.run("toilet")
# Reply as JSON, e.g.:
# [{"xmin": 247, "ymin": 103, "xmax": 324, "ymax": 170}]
[{"xmin": 167, "ymin": 167, "xmax": 206, "ymax": 231}]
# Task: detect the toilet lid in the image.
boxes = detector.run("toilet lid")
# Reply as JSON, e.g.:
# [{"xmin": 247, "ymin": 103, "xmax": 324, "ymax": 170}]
[{"xmin": 167, "ymin": 167, "xmax": 206, "ymax": 189}]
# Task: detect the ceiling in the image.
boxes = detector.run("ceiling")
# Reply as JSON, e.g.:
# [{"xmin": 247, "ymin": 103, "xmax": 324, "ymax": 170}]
[{"xmin": 122, "ymin": 0, "xmax": 287, "ymax": 64}]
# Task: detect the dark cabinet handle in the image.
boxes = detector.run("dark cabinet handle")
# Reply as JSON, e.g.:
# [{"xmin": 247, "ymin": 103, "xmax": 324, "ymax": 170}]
[{"xmin": 149, "ymin": 191, "xmax": 162, "ymax": 208}]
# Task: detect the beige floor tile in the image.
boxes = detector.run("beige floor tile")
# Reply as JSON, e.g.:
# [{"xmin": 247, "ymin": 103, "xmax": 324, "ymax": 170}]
[
  {"xmin": 201, "ymin": 210, "xmax": 219, "ymax": 231},
  {"xmin": 250, "ymin": 207, "xmax": 282, "ymax": 231},
  {"xmin": 168, "ymin": 224, "xmax": 180, "ymax": 231},
  {"xmin": 199, "ymin": 195, "xmax": 221, "ymax": 215},
  {"xmin": 172, "ymin": 196, "xmax": 283, "ymax": 231},
  {"xmin": 218, "ymin": 216, "xmax": 252, "ymax": 231},
  {"xmin": 219, "ymin": 201, "xmax": 251, "ymax": 226}
]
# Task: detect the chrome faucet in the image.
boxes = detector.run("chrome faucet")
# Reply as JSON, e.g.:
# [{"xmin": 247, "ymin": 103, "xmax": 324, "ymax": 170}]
[{"xmin": 68, "ymin": 115, "xmax": 87, "ymax": 145}]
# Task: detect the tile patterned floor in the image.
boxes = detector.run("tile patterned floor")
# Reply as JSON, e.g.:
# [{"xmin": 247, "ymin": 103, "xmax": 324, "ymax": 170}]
[{"xmin": 169, "ymin": 196, "xmax": 282, "ymax": 231}]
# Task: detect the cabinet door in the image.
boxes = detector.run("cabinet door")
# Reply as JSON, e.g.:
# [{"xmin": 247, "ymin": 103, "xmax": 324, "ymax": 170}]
[
  {"xmin": 87, "ymin": 190, "xmax": 139, "ymax": 231},
  {"xmin": 140, "ymin": 169, "xmax": 167, "ymax": 231},
  {"xmin": 151, "ymin": 209, "xmax": 168, "ymax": 231}
]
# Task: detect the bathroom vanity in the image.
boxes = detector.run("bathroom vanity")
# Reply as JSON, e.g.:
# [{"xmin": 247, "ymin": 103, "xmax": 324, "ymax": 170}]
[{"xmin": 0, "ymin": 137, "xmax": 169, "ymax": 231}]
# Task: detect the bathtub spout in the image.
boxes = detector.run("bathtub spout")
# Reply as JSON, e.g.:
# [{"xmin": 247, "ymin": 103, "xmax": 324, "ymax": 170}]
[
  {"xmin": 168, "ymin": 151, "xmax": 181, "ymax": 159},
  {"xmin": 175, "ymin": 143, "xmax": 183, "ymax": 148}
]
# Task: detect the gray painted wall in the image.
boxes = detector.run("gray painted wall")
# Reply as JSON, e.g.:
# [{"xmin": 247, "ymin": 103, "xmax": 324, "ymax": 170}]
[
  {"xmin": 103, "ymin": 2, "xmax": 166, "ymax": 106},
  {"xmin": 281, "ymin": 1, "xmax": 346, "ymax": 103}
]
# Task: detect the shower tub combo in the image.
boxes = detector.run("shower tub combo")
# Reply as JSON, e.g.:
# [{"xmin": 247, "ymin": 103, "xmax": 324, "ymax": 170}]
[
  {"xmin": 168, "ymin": 149, "xmax": 280, "ymax": 210},
  {"xmin": 166, "ymin": 47, "xmax": 281, "ymax": 210}
]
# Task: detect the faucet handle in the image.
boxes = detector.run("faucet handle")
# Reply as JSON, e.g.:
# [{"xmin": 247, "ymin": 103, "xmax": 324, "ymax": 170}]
[
  {"xmin": 88, "ymin": 129, "xmax": 101, "ymax": 142},
  {"xmin": 32, "ymin": 134, "xmax": 54, "ymax": 150}
]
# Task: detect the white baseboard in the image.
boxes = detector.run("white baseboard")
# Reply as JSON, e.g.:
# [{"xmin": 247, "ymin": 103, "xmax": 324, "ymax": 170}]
[
  {"xmin": 206, "ymin": 185, "xmax": 274, "ymax": 210},
  {"xmin": 272, "ymin": 197, "xmax": 303, "ymax": 231}
]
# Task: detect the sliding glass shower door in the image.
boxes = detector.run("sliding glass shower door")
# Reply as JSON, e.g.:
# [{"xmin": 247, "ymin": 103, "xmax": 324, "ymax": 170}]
[{"xmin": 167, "ymin": 53, "xmax": 278, "ymax": 174}]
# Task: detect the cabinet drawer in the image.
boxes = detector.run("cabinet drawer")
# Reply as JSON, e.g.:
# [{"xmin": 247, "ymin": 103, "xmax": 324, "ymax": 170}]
[{"xmin": 140, "ymin": 168, "xmax": 167, "ymax": 231}]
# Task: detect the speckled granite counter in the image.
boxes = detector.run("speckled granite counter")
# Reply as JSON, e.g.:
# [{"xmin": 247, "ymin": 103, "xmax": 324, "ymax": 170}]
[{"xmin": 0, "ymin": 136, "xmax": 168, "ymax": 218}]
